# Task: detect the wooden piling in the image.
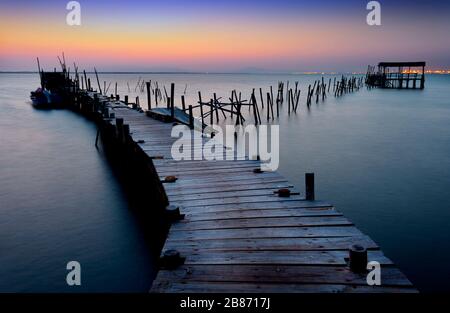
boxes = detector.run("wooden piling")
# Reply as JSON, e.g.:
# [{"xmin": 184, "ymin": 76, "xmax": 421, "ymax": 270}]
[
  {"xmin": 188, "ymin": 105, "xmax": 194, "ymax": 129},
  {"xmin": 213, "ymin": 93, "xmax": 219, "ymax": 123},
  {"xmin": 209, "ymin": 99, "xmax": 214, "ymax": 126},
  {"xmin": 94, "ymin": 67, "xmax": 102, "ymax": 95},
  {"xmin": 146, "ymin": 81, "xmax": 151, "ymax": 110},
  {"xmin": 259, "ymin": 88, "xmax": 264, "ymax": 109},
  {"xmin": 170, "ymin": 83, "xmax": 175, "ymax": 119},
  {"xmin": 181, "ymin": 95, "xmax": 186, "ymax": 111},
  {"xmin": 196, "ymin": 92, "xmax": 204, "ymax": 129},
  {"xmin": 305, "ymin": 173, "xmax": 315, "ymax": 201}
]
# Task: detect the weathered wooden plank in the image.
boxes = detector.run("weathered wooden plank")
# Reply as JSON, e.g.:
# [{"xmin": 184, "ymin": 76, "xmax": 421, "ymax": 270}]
[
  {"xmin": 164, "ymin": 182, "xmax": 293, "ymax": 196},
  {"xmin": 158, "ymin": 166, "xmax": 263, "ymax": 177},
  {"xmin": 151, "ymin": 281, "xmax": 417, "ymax": 293},
  {"xmin": 172, "ymin": 216, "xmax": 352, "ymax": 231},
  {"xmin": 183, "ymin": 207, "xmax": 338, "ymax": 222},
  {"xmin": 171, "ymin": 194, "xmax": 306, "ymax": 208},
  {"xmin": 175, "ymin": 250, "xmax": 392, "ymax": 266},
  {"xmin": 163, "ymin": 235, "xmax": 378, "ymax": 252},
  {"xmin": 167, "ymin": 225, "xmax": 364, "ymax": 241},
  {"xmin": 168, "ymin": 188, "xmax": 300, "ymax": 202},
  {"xmin": 157, "ymin": 164, "xmax": 260, "ymax": 175},
  {"xmin": 162, "ymin": 171, "xmax": 286, "ymax": 178},
  {"xmin": 179, "ymin": 201, "xmax": 333, "ymax": 215},
  {"xmin": 162, "ymin": 176, "xmax": 289, "ymax": 190},
  {"xmin": 154, "ymin": 159, "xmax": 261, "ymax": 168},
  {"xmin": 154, "ymin": 264, "xmax": 412, "ymax": 286}
]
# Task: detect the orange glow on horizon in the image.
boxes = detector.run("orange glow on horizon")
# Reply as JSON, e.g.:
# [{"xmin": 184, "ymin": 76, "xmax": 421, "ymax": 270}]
[
  {"xmin": 0, "ymin": 9, "xmax": 384, "ymax": 71},
  {"xmin": 1, "ymin": 5, "xmax": 449, "ymax": 72}
]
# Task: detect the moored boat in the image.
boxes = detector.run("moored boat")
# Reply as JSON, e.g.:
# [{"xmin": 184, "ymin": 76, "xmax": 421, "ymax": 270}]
[{"xmin": 30, "ymin": 87, "xmax": 63, "ymax": 107}]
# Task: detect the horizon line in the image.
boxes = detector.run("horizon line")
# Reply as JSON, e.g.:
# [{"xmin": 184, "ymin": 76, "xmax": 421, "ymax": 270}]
[
  {"xmin": 0, "ymin": 70, "xmax": 372, "ymax": 75},
  {"xmin": 2, "ymin": 70, "xmax": 450, "ymax": 75}
]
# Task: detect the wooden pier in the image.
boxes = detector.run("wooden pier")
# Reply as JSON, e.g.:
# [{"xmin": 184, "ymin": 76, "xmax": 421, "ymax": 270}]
[
  {"xmin": 366, "ymin": 62, "xmax": 426, "ymax": 89},
  {"xmin": 43, "ymin": 69, "xmax": 416, "ymax": 293}
]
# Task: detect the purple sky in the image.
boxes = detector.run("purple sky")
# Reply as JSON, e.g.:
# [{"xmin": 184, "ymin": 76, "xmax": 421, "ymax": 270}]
[{"xmin": 1, "ymin": 0, "xmax": 449, "ymax": 72}]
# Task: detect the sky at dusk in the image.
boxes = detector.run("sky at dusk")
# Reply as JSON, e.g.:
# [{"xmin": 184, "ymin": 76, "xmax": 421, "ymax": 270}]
[{"xmin": 1, "ymin": 0, "xmax": 450, "ymax": 72}]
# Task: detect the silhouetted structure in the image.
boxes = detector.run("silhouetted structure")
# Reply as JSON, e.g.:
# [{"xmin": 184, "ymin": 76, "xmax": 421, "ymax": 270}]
[{"xmin": 366, "ymin": 61, "xmax": 426, "ymax": 89}]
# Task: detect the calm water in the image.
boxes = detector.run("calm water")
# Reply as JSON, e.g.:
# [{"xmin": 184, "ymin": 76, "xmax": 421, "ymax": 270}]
[
  {"xmin": 0, "ymin": 74, "xmax": 156, "ymax": 292},
  {"xmin": 1, "ymin": 72, "xmax": 450, "ymax": 292}
]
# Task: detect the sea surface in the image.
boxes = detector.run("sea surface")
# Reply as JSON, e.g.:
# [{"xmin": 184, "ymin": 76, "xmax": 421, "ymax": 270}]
[{"xmin": 1, "ymin": 72, "xmax": 449, "ymax": 292}]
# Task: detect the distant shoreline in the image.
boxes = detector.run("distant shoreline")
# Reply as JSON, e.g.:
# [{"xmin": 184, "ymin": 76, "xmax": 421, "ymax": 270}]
[
  {"xmin": 1, "ymin": 71, "xmax": 449, "ymax": 75},
  {"xmin": 0, "ymin": 71, "xmax": 387, "ymax": 75}
]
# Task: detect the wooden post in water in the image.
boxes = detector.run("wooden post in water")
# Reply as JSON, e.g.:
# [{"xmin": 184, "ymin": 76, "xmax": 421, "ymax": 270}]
[
  {"xmin": 198, "ymin": 92, "xmax": 204, "ymax": 130},
  {"xmin": 287, "ymin": 89, "xmax": 291, "ymax": 113},
  {"xmin": 270, "ymin": 87, "xmax": 274, "ymax": 120},
  {"xmin": 316, "ymin": 83, "xmax": 320, "ymax": 103},
  {"xmin": 188, "ymin": 105, "xmax": 194, "ymax": 129},
  {"xmin": 285, "ymin": 81, "xmax": 289, "ymax": 104},
  {"xmin": 259, "ymin": 88, "xmax": 264, "ymax": 109},
  {"xmin": 308, "ymin": 85, "xmax": 312, "ymax": 104},
  {"xmin": 276, "ymin": 94, "xmax": 280, "ymax": 117},
  {"xmin": 420, "ymin": 65, "xmax": 425, "ymax": 89},
  {"xmin": 251, "ymin": 92, "xmax": 258, "ymax": 125},
  {"xmin": 94, "ymin": 68, "xmax": 102, "ymax": 95},
  {"xmin": 213, "ymin": 93, "xmax": 219, "ymax": 123},
  {"xmin": 294, "ymin": 90, "xmax": 300, "ymax": 112},
  {"xmin": 252, "ymin": 91, "xmax": 261, "ymax": 124},
  {"xmin": 209, "ymin": 99, "xmax": 214, "ymax": 126},
  {"xmin": 181, "ymin": 95, "xmax": 186, "ymax": 111},
  {"xmin": 305, "ymin": 173, "xmax": 315, "ymax": 201},
  {"xmin": 36, "ymin": 57, "xmax": 43, "ymax": 88},
  {"xmin": 83, "ymin": 70, "xmax": 88, "ymax": 90},
  {"xmin": 291, "ymin": 89, "xmax": 296, "ymax": 111},
  {"xmin": 170, "ymin": 83, "xmax": 175, "ymax": 119},
  {"xmin": 124, "ymin": 95, "xmax": 128, "ymax": 105},
  {"xmin": 235, "ymin": 99, "xmax": 242, "ymax": 126},
  {"xmin": 164, "ymin": 86, "xmax": 169, "ymax": 107},
  {"xmin": 146, "ymin": 81, "xmax": 151, "ymax": 110},
  {"xmin": 230, "ymin": 90, "xmax": 234, "ymax": 119}
]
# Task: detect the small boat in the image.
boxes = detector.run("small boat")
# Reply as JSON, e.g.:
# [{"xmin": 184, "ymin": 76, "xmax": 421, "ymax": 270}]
[{"xmin": 30, "ymin": 87, "xmax": 62, "ymax": 107}]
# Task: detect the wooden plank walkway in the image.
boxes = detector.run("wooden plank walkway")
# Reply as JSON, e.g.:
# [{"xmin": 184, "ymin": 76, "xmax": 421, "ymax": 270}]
[{"xmin": 89, "ymin": 92, "xmax": 416, "ymax": 293}]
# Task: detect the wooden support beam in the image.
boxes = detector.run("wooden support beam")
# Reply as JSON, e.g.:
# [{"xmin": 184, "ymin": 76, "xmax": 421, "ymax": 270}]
[{"xmin": 146, "ymin": 81, "xmax": 151, "ymax": 110}]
